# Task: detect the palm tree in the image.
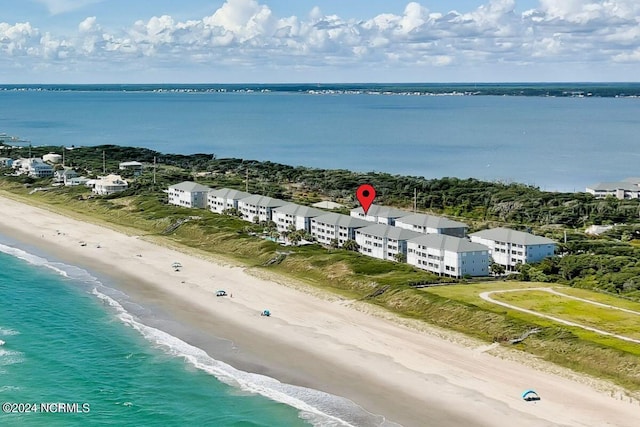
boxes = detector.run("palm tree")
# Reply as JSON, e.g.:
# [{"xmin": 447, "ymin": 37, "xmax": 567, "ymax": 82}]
[{"xmin": 342, "ymin": 239, "xmax": 359, "ymax": 252}]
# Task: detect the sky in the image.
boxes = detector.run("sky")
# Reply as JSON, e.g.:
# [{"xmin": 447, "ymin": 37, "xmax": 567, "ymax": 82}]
[{"xmin": 0, "ymin": 0, "xmax": 639, "ymax": 83}]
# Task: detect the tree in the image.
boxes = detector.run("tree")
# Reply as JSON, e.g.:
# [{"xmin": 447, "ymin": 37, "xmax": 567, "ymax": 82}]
[
  {"xmin": 329, "ymin": 238, "xmax": 339, "ymax": 249},
  {"xmin": 393, "ymin": 252, "xmax": 407, "ymax": 263},
  {"xmin": 289, "ymin": 230, "xmax": 304, "ymax": 246},
  {"xmin": 490, "ymin": 261, "xmax": 506, "ymax": 276},
  {"xmin": 342, "ymin": 239, "xmax": 359, "ymax": 252}
]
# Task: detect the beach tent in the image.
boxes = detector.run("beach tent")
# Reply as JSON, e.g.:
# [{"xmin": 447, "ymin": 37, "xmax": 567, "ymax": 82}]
[{"xmin": 522, "ymin": 390, "xmax": 540, "ymax": 401}]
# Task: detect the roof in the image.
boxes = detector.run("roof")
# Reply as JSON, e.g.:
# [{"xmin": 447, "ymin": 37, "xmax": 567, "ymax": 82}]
[
  {"xmin": 396, "ymin": 213, "xmax": 468, "ymax": 229},
  {"xmin": 587, "ymin": 182, "xmax": 640, "ymax": 192},
  {"xmin": 311, "ymin": 201, "xmax": 343, "ymax": 209},
  {"xmin": 273, "ymin": 203, "xmax": 325, "ymax": 218},
  {"xmin": 169, "ymin": 181, "xmax": 211, "ymax": 193},
  {"xmin": 96, "ymin": 174, "xmax": 127, "ymax": 184},
  {"xmin": 623, "ymin": 177, "xmax": 640, "ymax": 184},
  {"xmin": 119, "ymin": 161, "xmax": 143, "ymax": 167},
  {"xmin": 408, "ymin": 234, "xmax": 489, "ymax": 253},
  {"xmin": 469, "ymin": 227, "xmax": 556, "ymax": 246},
  {"xmin": 312, "ymin": 213, "xmax": 370, "ymax": 228},
  {"xmin": 351, "ymin": 204, "xmax": 408, "ymax": 218},
  {"xmin": 209, "ymin": 188, "xmax": 251, "ymax": 200},
  {"xmin": 356, "ymin": 224, "xmax": 422, "ymax": 241},
  {"xmin": 239, "ymin": 194, "xmax": 288, "ymax": 208}
]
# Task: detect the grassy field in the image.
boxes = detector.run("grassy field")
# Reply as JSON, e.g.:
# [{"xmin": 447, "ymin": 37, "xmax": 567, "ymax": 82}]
[
  {"xmin": 491, "ymin": 289, "xmax": 640, "ymax": 340},
  {"xmin": 427, "ymin": 282, "xmax": 640, "ymax": 357}
]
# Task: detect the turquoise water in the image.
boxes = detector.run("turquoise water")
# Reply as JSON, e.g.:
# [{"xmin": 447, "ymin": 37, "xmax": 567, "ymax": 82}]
[
  {"xmin": 0, "ymin": 242, "xmax": 381, "ymax": 427},
  {"xmin": 1, "ymin": 87, "xmax": 639, "ymax": 191}
]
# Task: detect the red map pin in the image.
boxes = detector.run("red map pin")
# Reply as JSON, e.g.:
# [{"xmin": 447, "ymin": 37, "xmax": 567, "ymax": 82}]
[{"xmin": 356, "ymin": 184, "xmax": 376, "ymax": 215}]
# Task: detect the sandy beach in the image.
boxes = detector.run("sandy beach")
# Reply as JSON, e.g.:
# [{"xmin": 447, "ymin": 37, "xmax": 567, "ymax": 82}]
[{"xmin": 1, "ymin": 193, "xmax": 639, "ymax": 427}]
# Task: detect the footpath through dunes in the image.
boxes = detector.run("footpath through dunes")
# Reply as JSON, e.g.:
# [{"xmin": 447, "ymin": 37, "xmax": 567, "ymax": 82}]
[
  {"xmin": 1, "ymin": 193, "xmax": 640, "ymax": 426},
  {"xmin": 480, "ymin": 287, "xmax": 640, "ymax": 344}
]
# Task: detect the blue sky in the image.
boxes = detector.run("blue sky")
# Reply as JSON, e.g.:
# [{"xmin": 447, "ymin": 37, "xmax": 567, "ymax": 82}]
[{"xmin": 0, "ymin": 0, "xmax": 638, "ymax": 83}]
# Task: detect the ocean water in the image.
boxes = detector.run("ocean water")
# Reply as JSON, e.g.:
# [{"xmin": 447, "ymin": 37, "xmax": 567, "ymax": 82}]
[
  {"xmin": 0, "ymin": 86, "xmax": 639, "ymax": 192},
  {"xmin": 0, "ymin": 241, "xmax": 384, "ymax": 427}
]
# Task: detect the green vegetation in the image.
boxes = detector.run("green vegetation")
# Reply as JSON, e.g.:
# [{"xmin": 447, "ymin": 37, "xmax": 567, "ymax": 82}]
[
  {"xmin": 10, "ymin": 143, "xmax": 640, "ymax": 301},
  {"xmin": 3, "ymin": 144, "xmax": 640, "ymax": 393},
  {"xmin": 492, "ymin": 290, "xmax": 640, "ymax": 340}
]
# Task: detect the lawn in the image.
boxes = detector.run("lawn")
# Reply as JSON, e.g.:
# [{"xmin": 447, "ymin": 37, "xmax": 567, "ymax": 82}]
[{"xmin": 491, "ymin": 289, "xmax": 640, "ymax": 341}]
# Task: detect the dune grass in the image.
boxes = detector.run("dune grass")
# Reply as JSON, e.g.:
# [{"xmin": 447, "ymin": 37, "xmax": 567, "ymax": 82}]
[{"xmin": 2, "ymin": 182, "xmax": 640, "ymax": 393}]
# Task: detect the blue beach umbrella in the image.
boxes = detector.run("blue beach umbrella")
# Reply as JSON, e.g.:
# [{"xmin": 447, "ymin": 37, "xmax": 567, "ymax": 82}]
[{"xmin": 522, "ymin": 390, "xmax": 540, "ymax": 401}]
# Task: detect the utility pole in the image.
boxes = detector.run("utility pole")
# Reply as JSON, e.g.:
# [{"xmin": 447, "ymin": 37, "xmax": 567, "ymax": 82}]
[
  {"xmin": 245, "ymin": 168, "xmax": 249, "ymax": 192},
  {"xmin": 153, "ymin": 156, "xmax": 156, "ymax": 185},
  {"xmin": 102, "ymin": 150, "xmax": 106, "ymax": 175},
  {"xmin": 62, "ymin": 146, "xmax": 65, "ymax": 167},
  {"xmin": 413, "ymin": 188, "xmax": 417, "ymax": 212}
]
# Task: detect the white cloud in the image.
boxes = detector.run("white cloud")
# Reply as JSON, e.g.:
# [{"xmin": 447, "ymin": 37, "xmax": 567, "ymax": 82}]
[
  {"xmin": 3, "ymin": 0, "xmax": 640, "ymax": 80},
  {"xmin": 33, "ymin": 0, "xmax": 104, "ymax": 15}
]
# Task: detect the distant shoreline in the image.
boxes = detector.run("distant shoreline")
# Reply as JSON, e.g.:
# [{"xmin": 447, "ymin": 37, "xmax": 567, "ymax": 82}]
[{"xmin": 1, "ymin": 82, "xmax": 640, "ymax": 97}]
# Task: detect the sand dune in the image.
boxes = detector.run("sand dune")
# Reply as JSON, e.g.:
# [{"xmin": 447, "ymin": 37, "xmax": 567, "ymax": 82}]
[{"xmin": 1, "ymin": 194, "xmax": 638, "ymax": 427}]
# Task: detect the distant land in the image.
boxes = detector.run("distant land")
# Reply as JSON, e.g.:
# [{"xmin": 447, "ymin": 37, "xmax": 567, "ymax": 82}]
[{"xmin": 1, "ymin": 83, "xmax": 640, "ymax": 97}]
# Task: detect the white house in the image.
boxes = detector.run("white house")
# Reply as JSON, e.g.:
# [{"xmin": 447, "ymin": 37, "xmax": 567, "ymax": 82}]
[
  {"xmin": 407, "ymin": 234, "xmax": 490, "ymax": 278},
  {"xmin": 469, "ymin": 227, "xmax": 556, "ymax": 272},
  {"xmin": 310, "ymin": 213, "xmax": 370, "ymax": 246},
  {"xmin": 207, "ymin": 188, "xmax": 251, "ymax": 214},
  {"xmin": 20, "ymin": 158, "xmax": 54, "ymax": 178},
  {"xmin": 54, "ymin": 168, "xmax": 78, "ymax": 184},
  {"xmin": 92, "ymin": 174, "xmax": 129, "ymax": 195},
  {"xmin": 0, "ymin": 157, "xmax": 13, "ymax": 167},
  {"xmin": 350, "ymin": 204, "xmax": 409, "ymax": 225},
  {"xmin": 586, "ymin": 181, "xmax": 640, "ymax": 199},
  {"xmin": 272, "ymin": 203, "xmax": 325, "ymax": 233},
  {"xmin": 168, "ymin": 181, "xmax": 211, "ymax": 208},
  {"xmin": 237, "ymin": 195, "xmax": 288, "ymax": 222},
  {"xmin": 43, "ymin": 153, "xmax": 62, "ymax": 164},
  {"xmin": 395, "ymin": 213, "xmax": 468, "ymax": 237},
  {"xmin": 355, "ymin": 224, "xmax": 422, "ymax": 261},
  {"xmin": 119, "ymin": 161, "xmax": 144, "ymax": 176},
  {"xmin": 65, "ymin": 176, "xmax": 90, "ymax": 187}
]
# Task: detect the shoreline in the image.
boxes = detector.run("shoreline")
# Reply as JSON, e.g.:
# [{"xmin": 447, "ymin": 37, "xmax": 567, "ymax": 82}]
[{"xmin": 1, "ymin": 194, "xmax": 639, "ymax": 426}]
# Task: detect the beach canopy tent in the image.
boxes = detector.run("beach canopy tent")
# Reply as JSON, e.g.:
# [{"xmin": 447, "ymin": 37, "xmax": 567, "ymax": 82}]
[{"xmin": 522, "ymin": 390, "xmax": 540, "ymax": 401}]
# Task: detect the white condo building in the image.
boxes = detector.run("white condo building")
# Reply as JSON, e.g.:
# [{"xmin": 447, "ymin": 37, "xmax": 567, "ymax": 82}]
[
  {"xmin": 395, "ymin": 213, "xmax": 468, "ymax": 237},
  {"xmin": 407, "ymin": 234, "xmax": 490, "ymax": 278},
  {"xmin": 350, "ymin": 204, "xmax": 409, "ymax": 225},
  {"xmin": 237, "ymin": 195, "xmax": 288, "ymax": 222},
  {"xmin": 310, "ymin": 213, "xmax": 370, "ymax": 246},
  {"xmin": 586, "ymin": 179, "xmax": 640, "ymax": 200},
  {"xmin": 272, "ymin": 203, "xmax": 325, "ymax": 233},
  {"xmin": 208, "ymin": 188, "xmax": 251, "ymax": 214},
  {"xmin": 469, "ymin": 227, "xmax": 556, "ymax": 272},
  {"xmin": 167, "ymin": 181, "xmax": 211, "ymax": 208},
  {"xmin": 92, "ymin": 174, "xmax": 129, "ymax": 195},
  {"xmin": 355, "ymin": 224, "xmax": 422, "ymax": 261}
]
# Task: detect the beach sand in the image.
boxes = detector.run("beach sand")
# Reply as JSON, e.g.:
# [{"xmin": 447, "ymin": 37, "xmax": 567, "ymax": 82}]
[{"xmin": 1, "ymin": 193, "xmax": 639, "ymax": 427}]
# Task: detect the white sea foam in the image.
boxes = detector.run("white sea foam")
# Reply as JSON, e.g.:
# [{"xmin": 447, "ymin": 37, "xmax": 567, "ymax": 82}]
[
  {"xmin": 0, "ymin": 348, "xmax": 23, "ymax": 366},
  {"xmin": 0, "ymin": 327, "xmax": 19, "ymax": 337},
  {"xmin": 0, "ymin": 242, "xmax": 388, "ymax": 426},
  {"xmin": 92, "ymin": 289, "xmax": 388, "ymax": 427},
  {"xmin": 0, "ymin": 242, "xmax": 102, "ymax": 288}
]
